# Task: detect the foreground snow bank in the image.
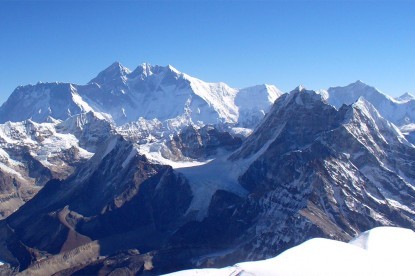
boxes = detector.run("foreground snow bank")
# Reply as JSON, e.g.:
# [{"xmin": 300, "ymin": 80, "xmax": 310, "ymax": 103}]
[{"xmin": 165, "ymin": 227, "xmax": 415, "ymax": 276}]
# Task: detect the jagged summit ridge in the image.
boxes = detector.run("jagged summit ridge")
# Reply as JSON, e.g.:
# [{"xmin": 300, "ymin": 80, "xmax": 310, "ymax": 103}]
[
  {"xmin": 88, "ymin": 61, "xmax": 131, "ymax": 86},
  {"xmin": 0, "ymin": 83, "xmax": 414, "ymax": 274},
  {"xmin": 396, "ymin": 92, "xmax": 415, "ymax": 103},
  {"xmin": 0, "ymin": 82, "xmax": 93, "ymax": 123},
  {"xmin": 0, "ymin": 62, "xmax": 281, "ymax": 128},
  {"xmin": 325, "ymin": 80, "xmax": 415, "ymax": 127}
]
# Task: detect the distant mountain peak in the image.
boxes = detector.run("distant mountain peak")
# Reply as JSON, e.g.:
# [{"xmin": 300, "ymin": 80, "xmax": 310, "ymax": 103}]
[
  {"xmin": 129, "ymin": 63, "xmax": 183, "ymax": 80},
  {"xmin": 166, "ymin": 64, "xmax": 180, "ymax": 74},
  {"xmin": 105, "ymin": 61, "xmax": 131, "ymax": 75},
  {"xmin": 295, "ymin": 84, "xmax": 306, "ymax": 92},
  {"xmin": 396, "ymin": 92, "xmax": 415, "ymax": 102},
  {"xmin": 89, "ymin": 61, "xmax": 131, "ymax": 85}
]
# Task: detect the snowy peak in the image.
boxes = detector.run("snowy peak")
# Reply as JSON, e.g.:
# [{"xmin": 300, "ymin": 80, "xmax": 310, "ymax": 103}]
[
  {"xmin": 294, "ymin": 84, "xmax": 306, "ymax": 92},
  {"xmin": 0, "ymin": 82, "xmax": 93, "ymax": 123},
  {"xmin": 352, "ymin": 79, "xmax": 367, "ymax": 86},
  {"xmin": 286, "ymin": 85, "xmax": 326, "ymax": 106},
  {"xmin": 0, "ymin": 63, "xmax": 280, "ymax": 129},
  {"xmin": 89, "ymin": 61, "xmax": 131, "ymax": 85},
  {"xmin": 396, "ymin": 92, "xmax": 415, "ymax": 103},
  {"xmin": 232, "ymin": 87, "xmax": 333, "ymax": 160},
  {"xmin": 326, "ymin": 81, "xmax": 415, "ymax": 126},
  {"xmin": 344, "ymin": 97, "xmax": 411, "ymax": 148},
  {"xmin": 234, "ymin": 84, "xmax": 282, "ymax": 128},
  {"xmin": 128, "ymin": 63, "xmax": 183, "ymax": 81},
  {"xmin": 327, "ymin": 80, "xmax": 393, "ymax": 108},
  {"xmin": 129, "ymin": 63, "xmax": 153, "ymax": 78}
]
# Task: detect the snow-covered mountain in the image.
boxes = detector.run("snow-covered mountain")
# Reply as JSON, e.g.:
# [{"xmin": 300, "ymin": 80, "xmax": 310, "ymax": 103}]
[
  {"xmin": 396, "ymin": 92, "xmax": 415, "ymax": 103},
  {"xmin": 167, "ymin": 226, "xmax": 415, "ymax": 276},
  {"xmin": 0, "ymin": 62, "xmax": 281, "ymax": 130},
  {"xmin": 0, "ymin": 119, "xmax": 94, "ymax": 218},
  {"xmin": 0, "ymin": 83, "xmax": 93, "ymax": 123},
  {"xmin": 324, "ymin": 80, "xmax": 415, "ymax": 126},
  {"xmin": 0, "ymin": 87, "xmax": 414, "ymax": 275},
  {"xmin": 234, "ymin": 84, "xmax": 282, "ymax": 128},
  {"xmin": 175, "ymin": 87, "xmax": 414, "ymax": 266},
  {"xmin": 0, "ymin": 64, "xmax": 414, "ymax": 275},
  {"xmin": 82, "ymin": 62, "xmax": 240, "ymax": 126}
]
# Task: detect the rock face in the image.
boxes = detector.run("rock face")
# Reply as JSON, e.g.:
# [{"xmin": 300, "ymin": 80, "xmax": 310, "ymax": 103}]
[
  {"xmin": 0, "ymin": 135, "xmax": 193, "ymax": 273},
  {"xmin": 227, "ymin": 89, "xmax": 415, "ymax": 260},
  {"xmin": 56, "ymin": 111, "xmax": 114, "ymax": 152},
  {"xmin": 167, "ymin": 125, "xmax": 243, "ymax": 160},
  {"xmin": 148, "ymin": 88, "xmax": 415, "ymax": 273},
  {"xmin": 0, "ymin": 65, "xmax": 414, "ymax": 275},
  {"xmin": 0, "ymin": 119, "xmax": 93, "ymax": 218}
]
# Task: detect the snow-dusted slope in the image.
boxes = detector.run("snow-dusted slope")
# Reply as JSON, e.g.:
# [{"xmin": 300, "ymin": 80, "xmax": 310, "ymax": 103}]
[
  {"xmin": 168, "ymin": 87, "xmax": 415, "ymax": 270},
  {"xmin": 0, "ymin": 62, "xmax": 281, "ymax": 131},
  {"xmin": 0, "ymin": 119, "xmax": 93, "ymax": 218},
  {"xmin": 166, "ymin": 227, "xmax": 415, "ymax": 276},
  {"xmin": 0, "ymin": 83, "xmax": 93, "ymax": 123},
  {"xmin": 325, "ymin": 81, "xmax": 415, "ymax": 126},
  {"xmin": 57, "ymin": 111, "xmax": 114, "ymax": 152},
  {"xmin": 81, "ymin": 63, "xmax": 239, "ymax": 125},
  {"xmin": 396, "ymin": 92, "xmax": 415, "ymax": 103},
  {"xmin": 235, "ymin": 84, "xmax": 282, "ymax": 128},
  {"xmin": 83, "ymin": 62, "xmax": 282, "ymax": 127}
]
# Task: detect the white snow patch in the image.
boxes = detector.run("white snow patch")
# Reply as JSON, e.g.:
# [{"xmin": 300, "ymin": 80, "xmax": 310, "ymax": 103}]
[
  {"xmin": 167, "ymin": 227, "xmax": 415, "ymax": 276},
  {"xmin": 176, "ymin": 155, "xmax": 248, "ymax": 219}
]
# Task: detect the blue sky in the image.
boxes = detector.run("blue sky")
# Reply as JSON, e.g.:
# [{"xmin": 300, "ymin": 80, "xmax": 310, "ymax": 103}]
[{"xmin": 0, "ymin": 1, "xmax": 414, "ymax": 103}]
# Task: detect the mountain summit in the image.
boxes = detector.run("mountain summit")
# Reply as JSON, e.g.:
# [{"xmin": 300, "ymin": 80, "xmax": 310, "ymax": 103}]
[
  {"xmin": 326, "ymin": 81, "xmax": 415, "ymax": 126},
  {"xmin": 0, "ymin": 65, "xmax": 414, "ymax": 275},
  {"xmin": 0, "ymin": 62, "xmax": 281, "ymax": 127}
]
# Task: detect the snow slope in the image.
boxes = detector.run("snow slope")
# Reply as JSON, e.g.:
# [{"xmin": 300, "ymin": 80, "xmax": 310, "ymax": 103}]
[
  {"xmin": 0, "ymin": 119, "xmax": 93, "ymax": 218},
  {"xmin": 166, "ymin": 227, "xmax": 415, "ymax": 276},
  {"xmin": 235, "ymin": 84, "xmax": 282, "ymax": 128},
  {"xmin": 83, "ymin": 63, "xmax": 283, "ymax": 127},
  {"xmin": 396, "ymin": 92, "xmax": 415, "ymax": 103},
  {"xmin": 0, "ymin": 83, "xmax": 93, "ymax": 123},
  {"xmin": 325, "ymin": 81, "xmax": 415, "ymax": 126},
  {"xmin": 0, "ymin": 62, "xmax": 281, "ymax": 131}
]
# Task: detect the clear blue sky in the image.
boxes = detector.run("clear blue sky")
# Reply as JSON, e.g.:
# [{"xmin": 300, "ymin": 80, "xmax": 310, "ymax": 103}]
[{"xmin": 0, "ymin": 1, "xmax": 414, "ymax": 103}]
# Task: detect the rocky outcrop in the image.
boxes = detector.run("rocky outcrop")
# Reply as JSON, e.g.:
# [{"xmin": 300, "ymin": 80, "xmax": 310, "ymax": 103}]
[
  {"xmin": 0, "ymin": 120, "xmax": 92, "ymax": 218},
  {"xmin": 167, "ymin": 125, "xmax": 242, "ymax": 160},
  {"xmin": 0, "ymin": 135, "xmax": 193, "ymax": 273},
  {"xmin": 149, "ymin": 88, "xmax": 415, "ymax": 273}
]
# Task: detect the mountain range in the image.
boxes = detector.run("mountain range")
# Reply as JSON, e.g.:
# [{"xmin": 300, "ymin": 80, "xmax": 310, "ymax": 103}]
[{"xmin": 0, "ymin": 63, "xmax": 414, "ymax": 275}]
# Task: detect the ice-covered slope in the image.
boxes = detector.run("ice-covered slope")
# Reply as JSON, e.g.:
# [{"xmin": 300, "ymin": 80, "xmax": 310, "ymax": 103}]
[
  {"xmin": 83, "ymin": 63, "xmax": 282, "ymax": 127},
  {"xmin": 81, "ymin": 63, "xmax": 240, "ymax": 125},
  {"xmin": 396, "ymin": 92, "xmax": 415, "ymax": 103},
  {"xmin": 325, "ymin": 81, "xmax": 415, "ymax": 126},
  {"xmin": 167, "ymin": 227, "xmax": 415, "ymax": 276},
  {"xmin": 0, "ymin": 62, "xmax": 281, "ymax": 129},
  {"xmin": 235, "ymin": 84, "xmax": 282, "ymax": 128},
  {"xmin": 0, "ymin": 83, "xmax": 93, "ymax": 123}
]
